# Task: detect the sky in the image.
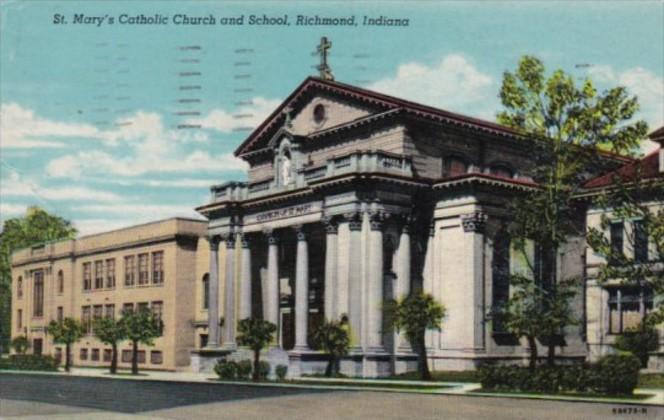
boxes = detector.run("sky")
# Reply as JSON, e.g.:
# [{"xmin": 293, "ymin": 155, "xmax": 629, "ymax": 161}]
[{"xmin": 1, "ymin": 0, "xmax": 663, "ymax": 236}]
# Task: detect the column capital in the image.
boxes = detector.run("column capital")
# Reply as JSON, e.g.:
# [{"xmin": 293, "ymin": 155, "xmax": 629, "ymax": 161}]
[
  {"xmin": 263, "ymin": 228, "xmax": 278, "ymax": 244},
  {"xmin": 293, "ymin": 224, "xmax": 307, "ymax": 241},
  {"xmin": 344, "ymin": 212, "xmax": 362, "ymax": 231},
  {"xmin": 397, "ymin": 214, "xmax": 414, "ymax": 234},
  {"xmin": 429, "ymin": 221, "xmax": 435, "ymax": 237},
  {"xmin": 222, "ymin": 233, "xmax": 236, "ymax": 249},
  {"xmin": 322, "ymin": 216, "xmax": 338, "ymax": 234},
  {"xmin": 237, "ymin": 232, "xmax": 250, "ymax": 248},
  {"xmin": 208, "ymin": 235, "xmax": 221, "ymax": 251},
  {"xmin": 461, "ymin": 212, "xmax": 487, "ymax": 233},
  {"xmin": 369, "ymin": 211, "xmax": 388, "ymax": 231}
]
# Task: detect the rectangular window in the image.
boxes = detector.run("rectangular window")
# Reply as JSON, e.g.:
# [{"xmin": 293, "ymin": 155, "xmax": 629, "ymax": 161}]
[
  {"xmin": 91, "ymin": 348, "xmax": 100, "ymax": 361},
  {"xmin": 152, "ymin": 301, "xmax": 164, "ymax": 335},
  {"xmin": 57, "ymin": 306, "xmax": 63, "ymax": 323},
  {"xmin": 152, "ymin": 251, "xmax": 164, "ymax": 285},
  {"xmin": 103, "ymin": 349, "xmax": 112, "ymax": 362},
  {"xmin": 150, "ymin": 351, "xmax": 163, "ymax": 365},
  {"xmin": 105, "ymin": 304, "xmax": 115, "ymax": 319},
  {"xmin": 634, "ymin": 220, "xmax": 649, "ymax": 263},
  {"xmin": 138, "ymin": 253, "xmax": 149, "ymax": 285},
  {"xmin": 124, "ymin": 256, "xmax": 135, "ymax": 287},
  {"xmin": 137, "ymin": 350, "xmax": 146, "ymax": 364},
  {"xmin": 81, "ymin": 306, "xmax": 91, "ymax": 334},
  {"xmin": 57, "ymin": 271, "xmax": 64, "ymax": 294},
  {"xmin": 55, "ymin": 347, "xmax": 63, "ymax": 364},
  {"xmin": 200, "ymin": 334, "xmax": 208, "ymax": 349},
  {"xmin": 33, "ymin": 271, "xmax": 44, "ymax": 317},
  {"xmin": 17, "ymin": 309, "xmax": 22, "ymax": 330},
  {"xmin": 80, "ymin": 348, "xmax": 88, "ymax": 360},
  {"xmin": 121, "ymin": 350, "xmax": 132, "ymax": 363},
  {"xmin": 106, "ymin": 259, "xmax": 116, "ymax": 289},
  {"xmin": 608, "ymin": 287, "xmax": 654, "ymax": 334},
  {"xmin": 122, "ymin": 303, "xmax": 134, "ymax": 315},
  {"xmin": 94, "ymin": 260, "xmax": 104, "ymax": 289},
  {"xmin": 17, "ymin": 277, "xmax": 23, "ymax": 299},
  {"xmin": 610, "ymin": 221, "xmax": 624, "ymax": 264},
  {"xmin": 93, "ymin": 305, "xmax": 103, "ymax": 323},
  {"xmin": 137, "ymin": 302, "xmax": 149, "ymax": 313},
  {"xmin": 83, "ymin": 262, "xmax": 92, "ymax": 291}
]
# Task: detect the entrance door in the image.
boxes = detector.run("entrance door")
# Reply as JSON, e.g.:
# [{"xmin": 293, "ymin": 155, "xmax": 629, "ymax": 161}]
[
  {"xmin": 33, "ymin": 338, "xmax": 43, "ymax": 356},
  {"xmin": 281, "ymin": 311, "xmax": 294, "ymax": 350}
]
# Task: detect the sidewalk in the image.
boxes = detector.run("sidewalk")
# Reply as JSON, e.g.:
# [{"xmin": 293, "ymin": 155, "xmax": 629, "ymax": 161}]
[{"xmin": 2, "ymin": 367, "xmax": 662, "ymax": 406}]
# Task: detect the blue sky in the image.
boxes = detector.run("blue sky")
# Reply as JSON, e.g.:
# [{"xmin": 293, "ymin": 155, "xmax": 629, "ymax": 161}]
[{"xmin": 1, "ymin": 0, "xmax": 663, "ymax": 235}]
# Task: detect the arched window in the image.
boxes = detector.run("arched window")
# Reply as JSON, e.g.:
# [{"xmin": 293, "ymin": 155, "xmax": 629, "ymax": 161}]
[
  {"xmin": 57, "ymin": 270, "xmax": 64, "ymax": 294},
  {"xmin": 17, "ymin": 276, "xmax": 23, "ymax": 299},
  {"xmin": 489, "ymin": 164, "xmax": 514, "ymax": 179},
  {"xmin": 202, "ymin": 273, "xmax": 209, "ymax": 310},
  {"xmin": 443, "ymin": 156, "xmax": 469, "ymax": 177},
  {"xmin": 492, "ymin": 229, "xmax": 511, "ymax": 333}
]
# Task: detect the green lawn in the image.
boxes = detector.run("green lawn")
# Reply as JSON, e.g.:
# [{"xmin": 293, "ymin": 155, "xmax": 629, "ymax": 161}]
[
  {"xmin": 291, "ymin": 380, "xmax": 452, "ymax": 390},
  {"xmin": 638, "ymin": 373, "xmax": 664, "ymax": 389},
  {"xmin": 385, "ymin": 370, "xmax": 480, "ymax": 383}
]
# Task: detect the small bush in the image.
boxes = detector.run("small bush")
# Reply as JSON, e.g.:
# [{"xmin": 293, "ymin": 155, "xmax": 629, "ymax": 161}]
[
  {"xmin": 214, "ymin": 360, "xmax": 238, "ymax": 380},
  {"xmin": 237, "ymin": 360, "xmax": 253, "ymax": 380},
  {"xmin": 257, "ymin": 360, "xmax": 270, "ymax": 380},
  {"xmin": 594, "ymin": 353, "xmax": 641, "ymax": 395},
  {"xmin": 10, "ymin": 336, "xmax": 29, "ymax": 355},
  {"xmin": 0, "ymin": 354, "xmax": 58, "ymax": 371},
  {"xmin": 614, "ymin": 326, "xmax": 659, "ymax": 368},
  {"xmin": 275, "ymin": 364, "xmax": 288, "ymax": 381}
]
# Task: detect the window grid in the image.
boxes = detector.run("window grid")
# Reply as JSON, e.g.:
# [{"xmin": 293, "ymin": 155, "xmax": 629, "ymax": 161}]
[
  {"xmin": 83, "ymin": 263, "xmax": 92, "ymax": 291},
  {"xmin": 138, "ymin": 253, "xmax": 149, "ymax": 285},
  {"xmin": 152, "ymin": 251, "xmax": 164, "ymax": 285},
  {"xmin": 106, "ymin": 259, "xmax": 116, "ymax": 289}
]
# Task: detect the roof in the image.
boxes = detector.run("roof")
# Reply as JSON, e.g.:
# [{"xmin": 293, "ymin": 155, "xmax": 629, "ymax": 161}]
[
  {"xmin": 234, "ymin": 76, "xmax": 523, "ymax": 157},
  {"xmin": 649, "ymin": 126, "xmax": 664, "ymax": 142},
  {"xmin": 583, "ymin": 149, "xmax": 662, "ymax": 189}
]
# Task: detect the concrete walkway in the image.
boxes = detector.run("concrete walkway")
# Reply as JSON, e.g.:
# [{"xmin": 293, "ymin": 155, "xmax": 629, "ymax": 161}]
[{"xmin": 2, "ymin": 367, "xmax": 662, "ymax": 406}]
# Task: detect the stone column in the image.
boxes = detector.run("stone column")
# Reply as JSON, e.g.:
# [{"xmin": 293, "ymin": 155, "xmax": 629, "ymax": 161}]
[
  {"xmin": 324, "ymin": 217, "xmax": 338, "ymax": 320},
  {"xmin": 239, "ymin": 234, "xmax": 252, "ymax": 321},
  {"xmin": 265, "ymin": 230, "xmax": 280, "ymax": 328},
  {"xmin": 222, "ymin": 234, "xmax": 236, "ymax": 349},
  {"xmin": 423, "ymin": 222, "xmax": 436, "ymax": 348},
  {"xmin": 367, "ymin": 212, "xmax": 386, "ymax": 351},
  {"xmin": 461, "ymin": 211, "xmax": 487, "ymax": 350},
  {"xmin": 206, "ymin": 236, "xmax": 220, "ymax": 348},
  {"xmin": 347, "ymin": 212, "xmax": 363, "ymax": 348},
  {"xmin": 293, "ymin": 225, "xmax": 310, "ymax": 351},
  {"xmin": 394, "ymin": 217, "xmax": 412, "ymax": 350}
]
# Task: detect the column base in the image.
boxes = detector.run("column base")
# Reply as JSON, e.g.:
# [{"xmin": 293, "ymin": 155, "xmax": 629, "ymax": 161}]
[
  {"xmin": 221, "ymin": 343, "xmax": 237, "ymax": 351},
  {"xmin": 290, "ymin": 345, "xmax": 312, "ymax": 354},
  {"xmin": 190, "ymin": 347, "xmax": 233, "ymax": 373}
]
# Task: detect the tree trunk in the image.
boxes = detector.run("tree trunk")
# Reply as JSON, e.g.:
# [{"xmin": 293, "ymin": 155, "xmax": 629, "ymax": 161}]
[
  {"xmin": 547, "ymin": 339, "xmax": 555, "ymax": 367},
  {"xmin": 252, "ymin": 349, "xmax": 260, "ymax": 382},
  {"xmin": 527, "ymin": 335, "xmax": 538, "ymax": 371},
  {"xmin": 325, "ymin": 353, "xmax": 335, "ymax": 377},
  {"xmin": 131, "ymin": 340, "xmax": 138, "ymax": 375},
  {"xmin": 65, "ymin": 342, "xmax": 71, "ymax": 372},
  {"xmin": 419, "ymin": 333, "xmax": 431, "ymax": 381},
  {"xmin": 110, "ymin": 342, "xmax": 118, "ymax": 374}
]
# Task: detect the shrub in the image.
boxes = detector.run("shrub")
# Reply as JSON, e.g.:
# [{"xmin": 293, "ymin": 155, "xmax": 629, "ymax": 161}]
[
  {"xmin": 237, "ymin": 360, "xmax": 253, "ymax": 380},
  {"xmin": 0, "ymin": 354, "xmax": 58, "ymax": 371},
  {"xmin": 257, "ymin": 360, "xmax": 270, "ymax": 380},
  {"xmin": 214, "ymin": 360, "xmax": 238, "ymax": 380},
  {"xmin": 275, "ymin": 364, "xmax": 288, "ymax": 381},
  {"xmin": 614, "ymin": 326, "xmax": 659, "ymax": 368},
  {"xmin": 10, "ymin": 336, "xmax": 29, "ymax": 354},
  {"xmin": 593, "ymin": 353, "xmax": 641, "ymax": 395}
]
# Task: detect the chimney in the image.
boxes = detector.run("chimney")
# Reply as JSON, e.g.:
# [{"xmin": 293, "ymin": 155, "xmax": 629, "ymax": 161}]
[{"xmin": 648, "ymin": 127, "xmax": 664, "ymax": 173}]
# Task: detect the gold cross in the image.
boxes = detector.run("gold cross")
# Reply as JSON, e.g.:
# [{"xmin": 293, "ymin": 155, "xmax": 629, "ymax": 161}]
[{"xmin": 316, "ymin": 37, "xmax": 334, "ymax": 81}]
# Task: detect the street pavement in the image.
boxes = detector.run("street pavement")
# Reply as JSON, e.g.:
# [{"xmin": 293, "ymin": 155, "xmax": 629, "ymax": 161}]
[{"xmin": 1, "ymin": 372, "xmax": 662, "ymax": 419}]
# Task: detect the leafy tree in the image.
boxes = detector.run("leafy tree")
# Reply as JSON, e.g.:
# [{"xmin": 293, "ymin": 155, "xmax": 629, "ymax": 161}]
[
  {"xmin": 47, "ymin": 317, "xmax": 84, "ymax": 372},
  {"xmin": 122, "ymin": 308, "xmax": 162, "ymax": 375},
  {"xmin": 311, "ymin": 318, "xmax": 350, "ymax": 377},
  {"xmin": 236, "ymin": 318, "xmax": 277, "ymax": 381},
  {"xmin": 387, "ymin": 292, "xmax": 445, "ymax": 380},
  {"xmin": 0, "ymin": 207, "xmax": 76, "ymax": 353},
  {"xmin": 93, "ymin": 316, "xmax": 126, "ymax": 374},
  {"xmin": 496, "ymin": 55, "xmax": 647, "ymax": 365},
  {"xmin": 614, "ymin": 323, "xmax": 659, "ymax": 368},
  {"xmin": 10, "ymin": 335, "xmax": 29, "ymax": 354}
]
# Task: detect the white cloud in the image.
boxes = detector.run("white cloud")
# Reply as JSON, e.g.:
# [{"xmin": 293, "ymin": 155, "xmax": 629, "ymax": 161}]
[
  {"xmin": 0, "ymin": 203, "xmax": 27, "ymax": 217},
  {"xmin": 46, "ymin": 150, "xmax": 246, "ymax": 179},
  {"xmin": 1, "ymin": 171, "xmax": 123, "ymax": 202},
  {"xmin": 77, "ymin": 203, "xmax": 201, "ymax": 219},
  {"xmin": 188, "ymin": 97, "xmax": 281, "ymax": 133},
  {"xmin": 367, "ymin": 55, "xmax": 496, "ymax": 120}
]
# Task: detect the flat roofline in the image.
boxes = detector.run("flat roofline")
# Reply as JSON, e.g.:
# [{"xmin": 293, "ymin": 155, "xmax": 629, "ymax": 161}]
[{"xmin": 12, "ymin": 216, "xmax": 207, "ymax": 255}]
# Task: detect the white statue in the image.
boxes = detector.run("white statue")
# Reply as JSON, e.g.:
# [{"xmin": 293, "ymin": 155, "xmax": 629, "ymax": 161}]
[{"xmin": 281, "ymin": 154, "xmax": 292, "ymax": 185}]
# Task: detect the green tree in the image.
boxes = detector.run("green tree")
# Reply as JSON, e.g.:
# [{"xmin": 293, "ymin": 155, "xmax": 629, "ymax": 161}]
[
  {"xmin": 387, "ymin": 292, "xmax": 445, "ymax": 380},
  {"xmin": 93, "ymin": 316, "xmax": 126, "ymax": 374},
  {"xmin": 10, "ymin": 335, "xmax": 29, "ymax": 354},
  {"xmin": 311, "ymin": 318, "xmax": 350, "ymax": 377},
  {"xmin": 497, "ymin": 55, "xmax": 647, "ymax": 365},
  {"xmin": 46, "ymin": 317, "xmax": 84, "ymax": 372},
  {"xmin": 236, "ymin": 318, "xmax": 277, "ymax": 381},
  {"xmin": 122, "ymin": 308, "xmax": 161, "ymax": 375},
  {"xmin": 0, "ymin": 207, "xmax": 76, "ymax": 353}
]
